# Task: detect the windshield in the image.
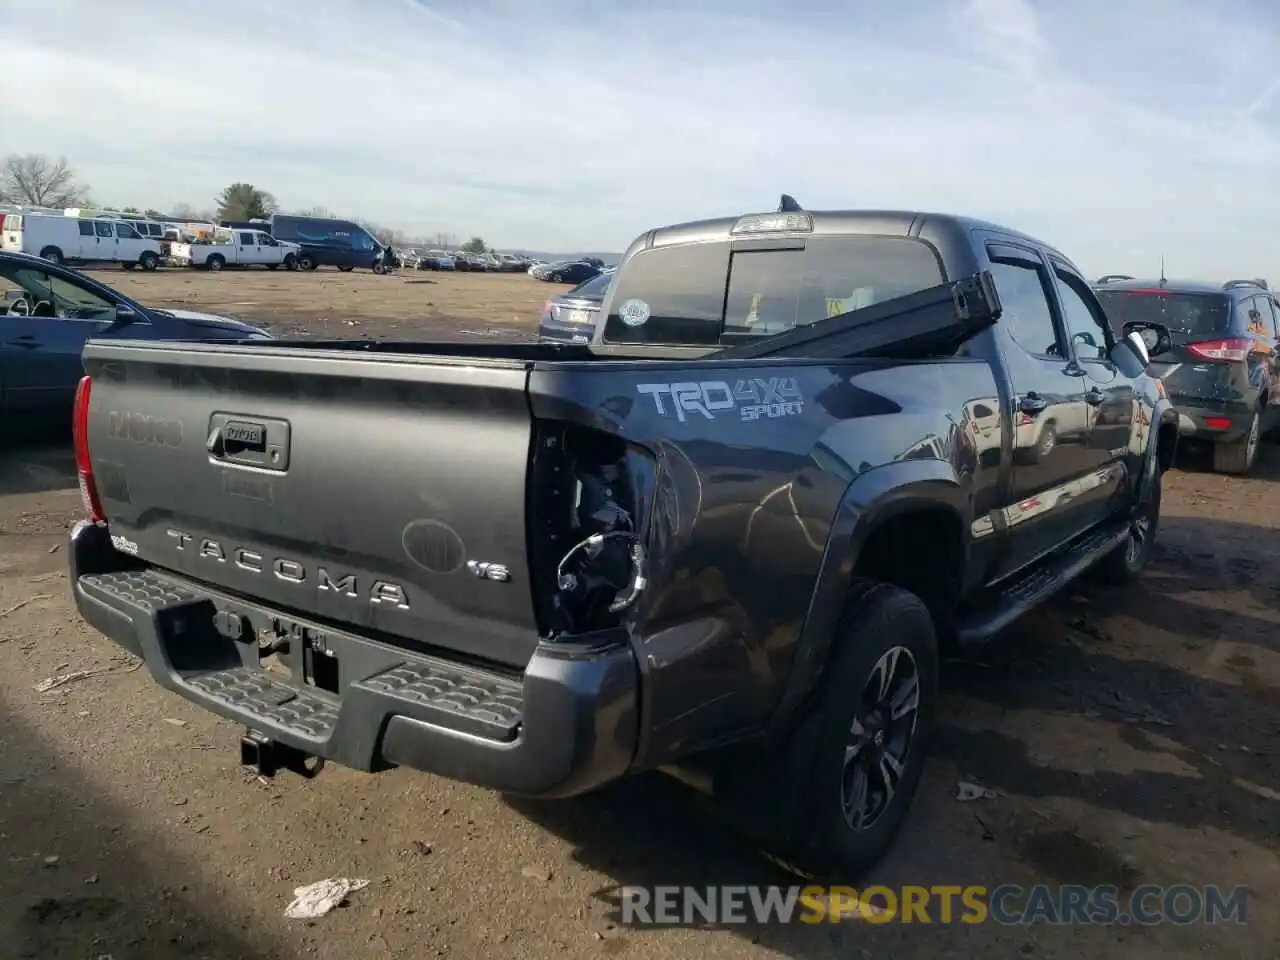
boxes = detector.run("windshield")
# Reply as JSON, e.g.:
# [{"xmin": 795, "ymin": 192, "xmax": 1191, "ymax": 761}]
[
  {"xmin": 1095, "ymin": 289, "xmax": 1232, "ymax": 337},
  {"xmin": 602, "ymin": 235, "xmax": 946, "ymax": 346}
]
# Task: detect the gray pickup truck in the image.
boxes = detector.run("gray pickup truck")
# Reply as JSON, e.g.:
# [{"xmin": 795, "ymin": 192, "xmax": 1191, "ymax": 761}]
[{"xmin": 66, "ymin": 203, "xmax": 1179, "ymax": 879}]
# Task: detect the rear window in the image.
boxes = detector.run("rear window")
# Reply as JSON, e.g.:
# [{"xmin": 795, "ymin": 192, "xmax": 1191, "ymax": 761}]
[
  {"xmin": 602, "ymin": 236, "xmax": 946, "ymax": 346},
  {"xmin": 1095, "ymin": 290, "xmax": 1232, "ymax": 337},
  {"xmin": 569, "ymin": 272, "xmax": 612, "ymax": 298}
]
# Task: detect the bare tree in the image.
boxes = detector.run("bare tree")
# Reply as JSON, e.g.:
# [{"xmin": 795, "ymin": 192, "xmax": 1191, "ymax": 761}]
[
  {"xmin": 433, "ymin": 232, "xmax": 457, "ymax": 250},
  {"xmin": 169, "ymin": 203, "xmax": 214, "ymax": 222},
  {"xmin": 2, "ymin": 154, "xmax": 90, "ymax": 207}
]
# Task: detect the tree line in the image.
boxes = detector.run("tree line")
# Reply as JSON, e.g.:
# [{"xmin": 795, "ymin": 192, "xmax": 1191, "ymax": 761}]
[{"xmin": 0, "ymin": 153, "xmax": 491, "ymax": 252}]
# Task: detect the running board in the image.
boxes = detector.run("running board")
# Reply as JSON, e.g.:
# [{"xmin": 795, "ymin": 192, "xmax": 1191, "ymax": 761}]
[{"xmin": 955, "ymin": 522, "xmax": 1129, "ymax": 648}]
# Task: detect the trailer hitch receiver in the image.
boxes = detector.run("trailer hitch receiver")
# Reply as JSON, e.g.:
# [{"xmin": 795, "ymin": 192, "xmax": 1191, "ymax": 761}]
[{"xmin": 240, "ymin": 730, "xmax": 325, "ymax": 779}]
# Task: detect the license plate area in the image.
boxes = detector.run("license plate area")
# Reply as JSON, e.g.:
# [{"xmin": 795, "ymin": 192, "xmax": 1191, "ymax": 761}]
[{"xmin": 243, "ymin": 613, "xmax": 341, "ymax": 695}]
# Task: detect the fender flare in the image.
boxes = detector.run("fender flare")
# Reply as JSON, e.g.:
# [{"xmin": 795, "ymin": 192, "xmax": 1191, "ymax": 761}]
[
  {"xmin": 767, "ymin": 458, "xmax": 970, "ymax": 733},
  {"xmin": 1138, "ymin": 397, "xmax": 1178, "ymax": 506}
]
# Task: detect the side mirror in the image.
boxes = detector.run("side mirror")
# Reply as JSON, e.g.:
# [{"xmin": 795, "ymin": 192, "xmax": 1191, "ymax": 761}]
[
  {"xmin": 113, "ymin": 305, "xmax": 138, "ymax": 324},
  {"xmin": 1125, "ymin": 330, "xmax": 1149, "ymax": 366}
]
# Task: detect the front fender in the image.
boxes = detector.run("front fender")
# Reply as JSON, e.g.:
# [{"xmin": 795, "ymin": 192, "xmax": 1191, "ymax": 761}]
[{"xmin": 767, "ymin": 457, "xmax": 969, "ymax": 732}]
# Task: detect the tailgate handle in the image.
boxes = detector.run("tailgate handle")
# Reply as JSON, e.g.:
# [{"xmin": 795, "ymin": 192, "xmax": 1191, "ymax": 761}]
[{"xmin": 207, "ymin": 414, "xmax": 290, "ymax": 471}]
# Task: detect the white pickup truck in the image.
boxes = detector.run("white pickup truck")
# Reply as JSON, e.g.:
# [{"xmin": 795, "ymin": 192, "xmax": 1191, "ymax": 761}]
[{"xmin": 167, "ymin": 228, "xmax": 301, "ymax": 271}]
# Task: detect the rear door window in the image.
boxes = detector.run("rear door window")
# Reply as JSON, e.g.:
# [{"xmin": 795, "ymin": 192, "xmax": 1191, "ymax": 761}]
[{"xmin": 601, "ymin": 236, "xmax": 945, "ymax": 346}]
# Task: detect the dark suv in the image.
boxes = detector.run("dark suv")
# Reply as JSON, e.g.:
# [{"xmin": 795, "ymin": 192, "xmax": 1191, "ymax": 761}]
[{"xmin": 1094, "ymin": 277, "xmax": 1280, "ymax": 473}]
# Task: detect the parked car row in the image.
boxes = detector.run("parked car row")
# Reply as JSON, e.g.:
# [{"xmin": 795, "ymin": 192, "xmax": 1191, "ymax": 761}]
[
  {"xmin": 1, "ymin": 210, "xmax": 402, "ymax": 275},
  {"xmin": 402, "ymin": 249, "xmax": 536, "ymax": 273}
]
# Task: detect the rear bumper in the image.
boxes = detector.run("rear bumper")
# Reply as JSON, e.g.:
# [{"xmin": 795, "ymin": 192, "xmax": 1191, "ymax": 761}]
[
  {"xmin": 537, "ymin": 319, "xmax": 595, "ymax": 344},
  {"xmin": 68, "ymin": 520, "xmax": 639, "ymax": 798},
  {"xmin": 1170, "ymin": 396, "xmax": 1255, "ymax": 443}
]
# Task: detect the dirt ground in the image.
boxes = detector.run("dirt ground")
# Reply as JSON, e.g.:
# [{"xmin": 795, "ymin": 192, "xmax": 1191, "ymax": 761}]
[
  {"xmin": 1, "ymin": 277, "xmax": 1277, "ymax": 959},
  {"xmin": 85, "ymin": 264, "xmax": 559, "ymax": 340}
]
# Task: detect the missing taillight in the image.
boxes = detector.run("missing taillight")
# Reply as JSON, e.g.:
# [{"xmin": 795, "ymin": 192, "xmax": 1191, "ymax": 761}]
[
  {"xmin": 528, "ymin": 423, "xmax": 653, "ymax": 637},
  {"xmin": 72, "ymin": 376, "xmax": 106, "ymax": 523}
]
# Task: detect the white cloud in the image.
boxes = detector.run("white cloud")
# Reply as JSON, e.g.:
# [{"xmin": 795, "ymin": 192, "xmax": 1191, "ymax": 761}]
[{"xmin": 2, "ymin": 0, "xmax": 1278, "ymax": 275}]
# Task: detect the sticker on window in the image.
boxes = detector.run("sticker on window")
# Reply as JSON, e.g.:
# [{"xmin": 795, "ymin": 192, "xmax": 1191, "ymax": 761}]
[{"xmin": 618, "ymin": 298, "xmax": 650, "ymax": 327}]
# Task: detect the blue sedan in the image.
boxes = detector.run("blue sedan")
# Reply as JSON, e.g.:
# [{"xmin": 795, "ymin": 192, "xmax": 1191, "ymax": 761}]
[{"xmin": 1, "ymin": 251, "xmax": 270, "ymax": 436}]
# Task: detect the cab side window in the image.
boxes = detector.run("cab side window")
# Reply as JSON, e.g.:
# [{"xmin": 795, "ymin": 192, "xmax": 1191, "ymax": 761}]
[
  {"xmin": 1053, "ymin": 267, "xmax": 1111, "ymax": 361},
  {"xmin": 987, "ymin": 253, "xmax": 1061, "ymax": 358}
]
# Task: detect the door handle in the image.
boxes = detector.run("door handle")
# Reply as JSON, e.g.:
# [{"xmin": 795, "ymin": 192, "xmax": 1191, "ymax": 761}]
[
  {"xmin": 1018, "ymin": 394, "xmax": 1048, "ymax": 415},
  {"xmin": 1084, "ymin": 388, "xmax": 1105, "ymax": 406},
  {"xmin": 6, "ymin": 339, "xmax": 41, "ymax": 349}
]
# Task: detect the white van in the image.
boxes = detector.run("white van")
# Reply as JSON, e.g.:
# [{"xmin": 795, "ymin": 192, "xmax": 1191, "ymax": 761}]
[{"xmin": 0, "ymin": 212, "xmax": 164, "ymax": 271}]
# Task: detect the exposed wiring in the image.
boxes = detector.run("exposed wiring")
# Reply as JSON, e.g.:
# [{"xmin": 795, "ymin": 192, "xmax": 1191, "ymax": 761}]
[{"xmin": 555, "ymin": 530, "xmax": 648, "ymax": 614}]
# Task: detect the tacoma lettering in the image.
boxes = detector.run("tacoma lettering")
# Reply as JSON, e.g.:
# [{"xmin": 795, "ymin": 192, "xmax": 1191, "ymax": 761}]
[{"xmin": 164, "ymin": 529, "xmax": 408, "ymax": 609}]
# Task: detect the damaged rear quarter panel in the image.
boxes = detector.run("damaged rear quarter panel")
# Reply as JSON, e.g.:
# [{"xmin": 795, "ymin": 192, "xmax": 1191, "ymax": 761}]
[{"xmin": 529, "ymin": 354, "xmax": 999, "ymax": 766}]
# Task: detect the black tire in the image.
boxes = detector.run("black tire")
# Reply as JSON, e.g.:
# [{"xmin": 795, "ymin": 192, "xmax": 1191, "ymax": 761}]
[
  {"xmin": 1212, "ymin": 410, "xmax": 1260, "ymax": 475},
  {"xmin": 283, "ymin": 254, "xmax": 298, "ymax": 271},
  {"xmin": 789, "ymin": 581, "xmax": 938, "ymax": 881},
  {"xmin": 550, "ymin": 272, "xmax": 563, "ymax": 282},
  {"xmin": 338, "ymin": 264, "xmax": 354, "ymax": 272},
  {"xmin": 1095, "ymin": 467, "xmax": 1163, "ymax": 585},
  {"xmin": 39, "ymin": 246, "xmax": 63, "ymax": 265},
  {"xmin": 138, "ymin": 251, "xmax": 159, "ymax": 272},
  {"xmin": 122, "ymin": 262, "xmax": 137, "ymax": 271},
  {"xmin": 207, "ymin": 254, "xmax": 225, "ymax": 272},
  {"xmin": 298, "ymin": 255, "xmax": 317, "ymax": 271}
]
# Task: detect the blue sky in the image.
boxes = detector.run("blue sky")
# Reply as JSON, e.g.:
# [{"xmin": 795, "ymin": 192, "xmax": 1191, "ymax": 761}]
[{"xmin": 3, "ymin": 0, "xmax": 1278, "ymax": 275}]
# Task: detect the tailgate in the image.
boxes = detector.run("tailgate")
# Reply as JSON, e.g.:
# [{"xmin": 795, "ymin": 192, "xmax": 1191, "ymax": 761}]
[{"xmin": 82, "ymin": 340, "xmax": 540, "ymax": 667}]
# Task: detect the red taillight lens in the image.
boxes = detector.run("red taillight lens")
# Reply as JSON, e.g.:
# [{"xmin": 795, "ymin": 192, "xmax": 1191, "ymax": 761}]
[
  {"xmin": 72, "ymin": 376, "xmax": 106, "ymax": 523},
  {"xmin": 1187, "ymin": 338, "xmax": 1251, "ymax": 362},
  {"xmin": 1204, "ymin": 417, "xmax": 1232, "ymax": 431}
]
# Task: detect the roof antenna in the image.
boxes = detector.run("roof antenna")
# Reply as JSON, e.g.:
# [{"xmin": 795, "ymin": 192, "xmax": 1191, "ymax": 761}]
[
  {"xmin": 1159, "ymin": 255, "xmax": 1167, "ymax": 286},
  {"xmin": 778, "ymin": 194, "xmax": 802, "ymax": 213}
]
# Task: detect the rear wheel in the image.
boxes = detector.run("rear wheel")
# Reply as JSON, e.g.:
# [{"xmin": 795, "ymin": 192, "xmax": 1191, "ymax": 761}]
[
  {"xmin": 338, "ymin": 264, "xmax": 354, "ymax": 272},
  {"xmin": 1095, "ymin": 466, "xmax": 1162, "ymax": 585},
  {"xmin": 786, "ymin": 582, "xmax": 937, "ymax": 880},
  {"xmin": 283, "ymin": 254, "xmax": 298, "ymax": 271},
  {"xmin": 1212, "ymin": 410, "xmax": 1260, "ymax": 474},
  {"xmin": 298, "ymin": 255, "xmax": 317, "ymax": 271},
  {"xmin": 207, "ymin": 254, "xmax": 226, "ymax": 272},
  {"xmin": 39, "ymin": 246, "xmax": 63, "ymax": 265},
  {"xmin": 122, "ymin": 262, "xmax": 137, "ymax": 271},
  {"xmin": 138, "ymin": 251, "xmax": 159, "ymax": 271}
]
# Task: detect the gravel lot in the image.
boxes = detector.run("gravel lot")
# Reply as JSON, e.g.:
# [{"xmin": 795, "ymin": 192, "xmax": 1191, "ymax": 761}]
[{"xmin": 0, "ymin": 267, "xmax": 1275, "ymax": 959}]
